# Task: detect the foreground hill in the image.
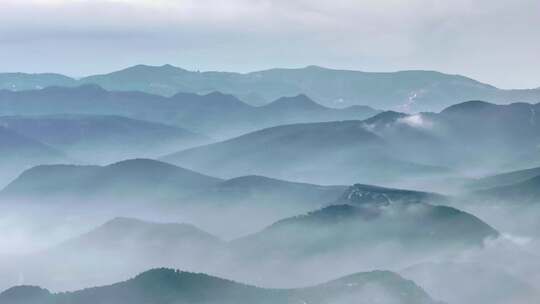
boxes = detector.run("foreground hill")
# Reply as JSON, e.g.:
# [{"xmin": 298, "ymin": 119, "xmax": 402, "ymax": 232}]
[
  {"xmin": 0, "ymin": 268, "xmax": 441, "ymax": 304},
  {"xmin": 234, "ymin": 203, "xmax": 496, "ymax": 260},
  {"xmin": 4, "ymin": 64, "xmax": 538, "ymax": 111},
  {"xmin": 0, "ymin": 114, "xmax": 209, "ymax": 163},
  {"xmin": 0, "ymin": 85, "xmax": 378, "ymax": 138},
  {"xmin": 224, "ymin": 184, "xmax": 497, "ymax": 284},
  {"xmin": 163, "ymin": 120, "xmax": 448, "ymax": 185},
  {"xmin": 402, "ymin": 262, "xmax": 539, "ymax": 304}
]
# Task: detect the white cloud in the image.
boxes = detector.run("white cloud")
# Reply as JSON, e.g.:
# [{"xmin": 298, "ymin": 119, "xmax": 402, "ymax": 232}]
[{"xmin": 398, "ymin": 114, "xmax": 434, "ymax": 129}]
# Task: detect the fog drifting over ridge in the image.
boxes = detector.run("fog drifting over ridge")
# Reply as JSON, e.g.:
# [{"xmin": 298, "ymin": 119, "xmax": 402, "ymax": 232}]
[{"xmin": 1, "ymin": 0, "xmax": 540, "ymax": 88}]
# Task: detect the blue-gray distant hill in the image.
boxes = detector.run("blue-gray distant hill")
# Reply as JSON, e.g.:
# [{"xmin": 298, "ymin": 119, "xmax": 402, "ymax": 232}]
[
  {"xmin": 162, "ymin": 100, "xmax": 540, "ymax": 186},
  {"xmin": 0, "ymin": 159, "xmax": 347, "ymax": 237},
  {"xmin": 2, "ymin": 64, "xmax": 539, "ymax": 111},
  {"xmin": 0, "ymin": 114, "xmax": 209, "ymax": 164},
  {"xmin": 0, "ymin": 126, "xmax": 67, "ymax": 186},
  {"xmin": 0, "ymin": 85, "xmax": 379, "ymax": 138}
]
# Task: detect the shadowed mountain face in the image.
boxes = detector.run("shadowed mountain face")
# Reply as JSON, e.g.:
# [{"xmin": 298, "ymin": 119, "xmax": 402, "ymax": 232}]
[
  {"xmin": 163, "ymin": 120, "xmax": 448, "ymax": 186},
  {"xmin": 0, "ymin": 115, "xmax": 209, "ymax": 164},
  {"xmin": 0, "ymin": 86, "xmax": 378, "ymax": 138},
  {"xmin": 0, "ymin": 268, "xmax": 440, "ymax": 304},
  {"xmin": 234, "ymin": 203, "xmax": 496, "ymax": 260},
  {"xmin": 3, "ymin": 64, "xmax": 539, "ymax": 111},
  {"xmin": 0, "ymin": 183, "xmax": 495, "ymax": 291}
]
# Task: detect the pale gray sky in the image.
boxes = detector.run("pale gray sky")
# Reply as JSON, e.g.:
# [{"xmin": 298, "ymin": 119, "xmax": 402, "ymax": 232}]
[{"xmin": 1, "ymin": 0, "xmax": 539, "ymax": 88}]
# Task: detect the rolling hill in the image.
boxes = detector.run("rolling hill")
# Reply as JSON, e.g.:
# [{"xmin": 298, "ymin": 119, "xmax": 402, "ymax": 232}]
[
  {"xmin": 0, "ymin": 268, "xmax": 441, "ymax": 304},
  {"xmin": 162, "ymin": 120, "xmax": 448, "ymax": 186},
  {"xmin": 0, "ymin": 159, "xmax": 223, "ymax": 204},
  {"xmin": 224, "ymin": 184, "xmax": 497, "ymax": 284},
  {"xmin": 0, "ymin": 159, "xmax": 348, "ymax": 238}
]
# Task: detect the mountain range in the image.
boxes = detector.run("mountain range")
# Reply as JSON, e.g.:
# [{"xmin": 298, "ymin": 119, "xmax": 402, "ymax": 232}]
[
  {"xmin": 162, "ymin": 100, "xmax": 540, "ymax": 187},
  {"xmin": 0, "ymin": 159, "xmax": 347, "ymax": 237},
  {"xmin": 2, "ymin": 64, "xmax": 539, "ymax": 111},
  {"xmin": 0, "ymin": 182, "xmax": 496, "ymax": 291},
  {"xmin": 0, "ymin": 268, "xmax": 441, "ymax": 304},
  {"xmin": 0, "ymin": 85, "xmax": 378, "ymax": 138}
]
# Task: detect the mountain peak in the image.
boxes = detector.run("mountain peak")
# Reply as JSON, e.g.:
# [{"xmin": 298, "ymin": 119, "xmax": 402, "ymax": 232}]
[
  {"xmin": 264, "ymin": 94, "xmax": 324, "ymax": 109},
  {"xmin": 441, "ymin": 100, "xmax": 496, "ymax": 114}
]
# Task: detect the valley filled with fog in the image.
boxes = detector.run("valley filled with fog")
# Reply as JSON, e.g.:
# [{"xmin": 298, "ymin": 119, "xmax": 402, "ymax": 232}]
[{"xmin": 0, "ymin": 65, "xmax": 539, "ymax": 304}]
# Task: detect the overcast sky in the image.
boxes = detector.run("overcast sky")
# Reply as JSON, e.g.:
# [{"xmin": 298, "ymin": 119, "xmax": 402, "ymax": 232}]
[{"xmin": 1, "ymin": 0, "xmax": 539, "ymax": 88}]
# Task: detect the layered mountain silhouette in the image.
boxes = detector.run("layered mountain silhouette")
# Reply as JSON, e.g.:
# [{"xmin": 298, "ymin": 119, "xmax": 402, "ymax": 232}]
[
  {"xmin": 0, "ymin": 159, "xmax": 347, "ymax": 237},
  {"xmin": 162, "ymin": 100, "xmax": 540, "ymax": 187},
  {"xmin": 357, "ymin": 101, "xmax": 540, "ymax": 177},
  {"xmin": 0, "ymin": 268, "xmax": 441, "ymax": 304},
  {"xmin": 3, "ymin": 64, "xmax": 539, "ymax": 111},
  {"xmin": 234, "ymin": 202, "xmax": 497, "ymax": 260},
  {"xmin": 223, "ymin": 184, "xmax": 497, "ymax": 284},
  {"xmin": 0, "ymin": 114, "xmax": 209, "ymax": 164},
  {"xmin": 0, "ymin": 85, "xmax": 378, "ymax": 138},
  {"xmin": 162, "ymin": 120, "xmax": 448, "ymax": 185},
  {"xmin": 1, "ymin": 159, "xmax": 345, "ymax": 208}
]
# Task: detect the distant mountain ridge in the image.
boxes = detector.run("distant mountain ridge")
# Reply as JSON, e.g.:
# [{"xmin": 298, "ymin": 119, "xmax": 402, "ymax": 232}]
[
  {"xmin": 0, "ymin": 85, "xmax": 379, "ymax": 138},
  {"xmin": 2, "ymin": 64, "xmax": 539, "ymax": 111}
]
